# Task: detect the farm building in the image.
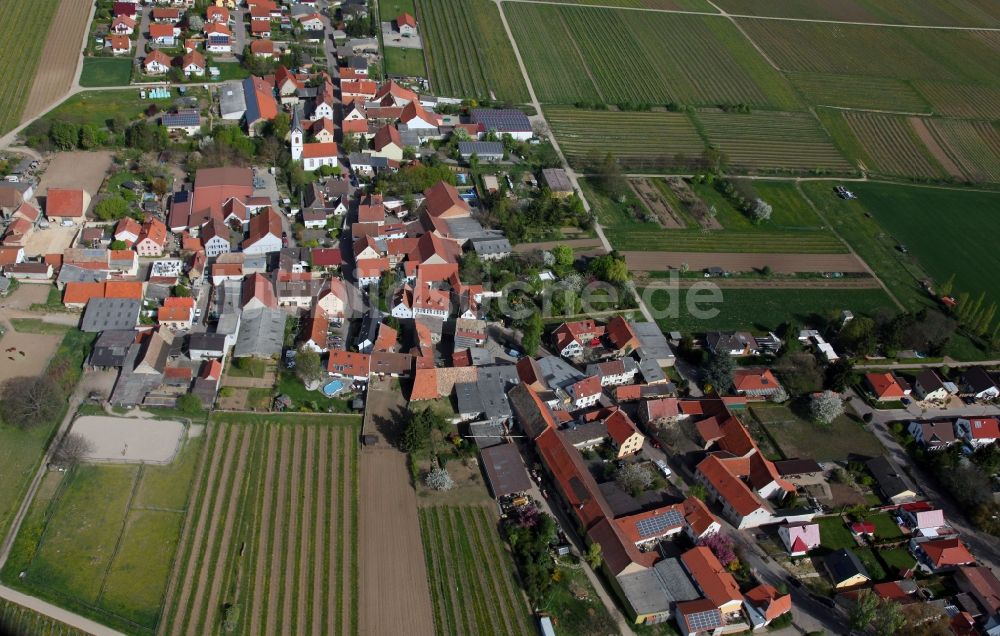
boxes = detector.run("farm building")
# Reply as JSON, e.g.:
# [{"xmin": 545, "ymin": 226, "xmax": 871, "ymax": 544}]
[
  {"xmin": 470, "ymin": 109, "xmax": 533, "ymax": 141},
  {"xmin": 458, "ymin": 141, "xmax": 503, "ymax": 162}
]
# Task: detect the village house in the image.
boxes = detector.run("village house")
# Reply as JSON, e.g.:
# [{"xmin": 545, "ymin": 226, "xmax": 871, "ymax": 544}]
[
  {"xmin": 158, "ymin": 296, "xmax": 195, "ymax": 330},
  {"xmin": 913, "ymin": 368, "xmax": 950, "ymax": 402},
  {"xmin": 865, "ymin": 372, "xmax": 910, "ymax": 402},
  {"xmin": 731, "ymin": 368, "xmax": 782, "ymax": 399},
  {"xmin": 955, "ymin": 416, "xmax": 1000, "ymax": 448},
  {"xmin": 144, "ymin": 50, "xmax": 172, "ymax": 75},
  {"xmin": 778, "ymin": 522, "xmax": 820, "ymax": 556},
  {"xmin": 907, "ymin": 420, "xmax": 959, "ymax": 451}
]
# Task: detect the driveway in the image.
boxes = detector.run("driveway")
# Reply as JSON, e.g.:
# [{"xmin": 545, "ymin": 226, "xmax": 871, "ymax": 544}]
[{"xmin": 134, "ymin": 8, "xmax": 150, "ymax": 63}]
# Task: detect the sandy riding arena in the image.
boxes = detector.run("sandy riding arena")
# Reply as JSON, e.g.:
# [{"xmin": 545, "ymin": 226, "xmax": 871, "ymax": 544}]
[
  {"xmin": 71, "ymin": 415, "xmax": 186, "ymax": 464},
  {"xmin": 21, "ymin": 0, "xmax": 93, "ymax": 124},
  {"xmin": 0, "ymin": 325, "xmax": 61, "ymax": 384}
]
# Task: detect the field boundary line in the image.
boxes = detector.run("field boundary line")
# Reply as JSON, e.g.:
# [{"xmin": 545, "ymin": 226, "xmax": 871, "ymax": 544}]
[
  {"xmin": 498, "ymin": 0, "xmax": 1000, "ymax": 31},
  {"xmin": 265, "ymin": 427, "xmax": 291, "ymax": 635},
  {"xmin": 248, "ymin": 427, "xmax": 279, "ymax": 636},
  {"xmin": 94, "ymin": 465, "xmax": 143, "ymax": 607},
  {"xmin": 794, "ymin": 181, "xmax": 904, "ymax": 310}
]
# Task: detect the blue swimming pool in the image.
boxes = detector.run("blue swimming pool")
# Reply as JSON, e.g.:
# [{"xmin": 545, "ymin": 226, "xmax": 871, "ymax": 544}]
[{"xmin": 322, "ymin": 380, "xmax": 346, "ymax": 396}]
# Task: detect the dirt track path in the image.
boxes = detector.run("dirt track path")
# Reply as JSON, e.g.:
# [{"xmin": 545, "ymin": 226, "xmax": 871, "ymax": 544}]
[
  {"xmin": 199, "ymin": 430, "xmax": 253, "ymax": 635},
  {"xmin": 265, "ymin": 428, "xmax": 292, "ymax": 635},
  {"xmin": 297, "ymin": 426, "xmax": 316, "ymax": 632},
  {"xmin": 168, "ymin": 424, "xmax": 237, "ymax": 636},
  {"xmin": 282, "ymin": 427, "xmax": 304, "ymax": 633},
  {"xmin": 249, "ymin": 427, "xmax": 279, "ymax": 636},
  {"xmin": 311, "ymin": 428, "xmax": 329, "ymax": 636},
  {"xmin": 624, "ymin": 250, "xmax": 868, "ymax": 273},
  {"xmin": 156, "ymin": 423, "xmax": 215, "ymax": 636}
]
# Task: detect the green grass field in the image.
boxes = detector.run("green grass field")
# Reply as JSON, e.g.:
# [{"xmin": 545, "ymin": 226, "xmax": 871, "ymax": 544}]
[
  {"xmin": 816, "ymin": 516, "xmax": 855, "ymax": 550},
  {"xmin": 3, "ymin": 436, "xmax": 203, "ymax": 633},
  {"xmin": 380, "ymin": 0, "xmax": 416, "ymax": 17},
  {"xmin": 879, "ymin": 547, "xmax": 916, "ymax": 574},
  {"xmin": 786, "ymin": 72, "xmax": 932, "ymax": 113},
  {"xmin": 643, "ymin": 286, "xmax": 892, "ymax": 333},
  {"xmin": 384, "ymin": 47, "xmax": 427, "ymax": 78},
  {"xmin": 79, "ymin": 58, "xmax": 134, "ymax": 87},
  {"xmin": 751, "ymin": 404, "xmax": 884, "ymax": 462},
  {"xmin": 420, "ymin": 0, "xmax": 529, "ymax": 102},
  {"xmin": 0, "ymin": 0, "xmax": 61, "ymax": 134},
  {"xmin": 419, "ymin": 505, "xmax": 532, "ymax": 636},
  {"xmin": 715, "ymin": 0, "xmax": 1000, "ymax": 27},
  {"xmin": 837, "ymin": 182, "xmax": 1000, "ymax": 305},
  {"xmin": 22, "ymin": 90, "xmax": 177, "ymax": 133}
]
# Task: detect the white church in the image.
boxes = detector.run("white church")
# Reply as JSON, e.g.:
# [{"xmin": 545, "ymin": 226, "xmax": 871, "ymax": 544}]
[{"xmin": 291, "ymin": 110, "xmax": 339, "ymax": 172}]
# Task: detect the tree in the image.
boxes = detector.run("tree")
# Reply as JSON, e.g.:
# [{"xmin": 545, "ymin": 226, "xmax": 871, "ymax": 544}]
[
  {"xmin": 697, "ymin": 532, "xmax": 737, "ymax": 567},
  {"xmin": 585, "ymin": 542, "xmax": 602, "ymax": 569},
  {"xmin": 400, "ymin": 409, "xmax": 441, "ymax": 453},
  {"xmin": 176, "ymin": 393, "xmax": 203, "ymax": 416},
  {"xmin": 588, "ymin": 252, "xmax": 629, "ymax": 284},
  {"xmin": 592, "ymin": 152, "xmax": 628, "ymax": 201},
  {"xmin": 50, "ymin": 121, "xmax": 80, "ymax": 150},
  {"xmin": 1, "ymin": 376, "xmax": 61, "ymax": 429},
  {"xmin": 78, "ymin": 124, "xmax": 102, "ymax": 149},
  {"xmin": 615, "ymin": 462, "xmax": 654, "ymax": 496},
  {"xmin": 825, "ymin": 358, "xmax": 854, "ymax": 392},
  {"xmin": 702, "ymin": 350, "xmax": 735, "ymax": 394},
  {"xmin": 172, "ymin": 284, "xmax": 191, "ymax": 297},
  {"xmin": 94, "ymin": 196, "xmax": 129, "ymax": 221},
  {"xmin": 850, "ymin": 589, "xmax": 880, "ymax": 631},
  {"xmin": 51, "ymin": 433, "xmax": 94, "ymax": 468},
  {"xmin": 187, "ymin": 14, "xmax": 204, "ymax": 31},
  {"xmin": 424, "ymin": 467, "xmax": 454, "ymax": 491},
  {"xmin": 749, "ymin": 198, "xmax": 772, "ymax": 223},
  {"xmin": 838, "ymin": 315, "xmax": 878, "ymax": 356},
  {"xmin": 773, "ymin": 352, "xmax": 823, "ymax": 396},
  {"xmin": 551, "ymin": 245, "xmax": 574, "ymax": 277},
  {"xmin": 810, "ymin": 390, "xmax": 844, "ymax": 424},
  {"xmin": 267, "ymin": 112, "xmax": 290, "ymax": 140},
  {"xmin": 688, "ymin": 484, "xmax": 708, "ymax": 501},
  {"xmin": 109, "ymin": 239, "xmax": 128, "ymax": 250},
  {"xmin": 520, "ymin": 312, "xmax": 543, "ymax": 357},
  {"xmin": 769, "ymin": 386, "xmax": 789, "ymax": 403},
  {"xmin": 295, "ymin": 346, "xmax": 324, "ymax": 385},
  {"xmin": 126, "ymin": 120, "xmax": 168, "ymax": 152}
]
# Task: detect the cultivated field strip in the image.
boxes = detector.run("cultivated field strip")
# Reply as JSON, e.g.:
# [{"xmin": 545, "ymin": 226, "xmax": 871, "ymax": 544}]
[
  {"xmin": 504, "ymin": 3, "xmax": 602, "ymax": 103},
  {"xmin": 695, "ymin": 111, "xmax": 853, "ymax": 173},
  {"xmin": 925, "ymin": 118, "xmax": 1000, "ymax": 183},
  {"xmin": 0, "ymin": 0, "xmax": 61, "ymax": 134},
  {"xmin": 914, "ymin": 81, "xmax": 1000, "ymax": 119},
  {"xmin": 419, "ymin": 505, "xmax": 531, "ymax": 636},
  {"xmin": 159, "ymin": 420, "xmax": 359, "ymax": 636},
  {"xmin": 606, "ymin": 228, "xmax": 848, "ymax": 253},
  {"xmin": 546, "ymin": 106, "xmax": 705, "ymax": 170},
  {"xmin": 419, "ymin": 0, "xmax": 529, "ymax": 102},
  {"xmin": 22, "ymin": 0, "xmax": 92, "ymax": 124},
  {"xmin": 506, "ymin": 3, "xmax": 799, "ymax": 108},
  {"xmin": 841, "ymin": 111, "xmax": 947, "ymax": 178},
  {"xmin": 786, "ymin": 72, "xmax": 931, "ymax": 113},
  {"xmin": 0, "ymin": 599, "xmax": 89, "ymax": 636},
  {"xmin": 737, "ymin": 18, "xmax": 1000, "ymax": 86},
  {"xmin": 714, "ymin": 0, "xmax": 1000, "ymax": 27}
]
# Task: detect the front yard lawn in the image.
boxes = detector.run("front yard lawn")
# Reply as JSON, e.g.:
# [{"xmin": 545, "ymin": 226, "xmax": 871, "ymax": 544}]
[
  {"xmin": 879, "ymin": 548, "xmax": 916, "ymax": 574},
  {"xmin": 869, "ymin": 511, "xmax": 904, "ymax": 539},
  {"xmin": 817, "ymin": 515, "xmax": 855, "ymax": 551}
]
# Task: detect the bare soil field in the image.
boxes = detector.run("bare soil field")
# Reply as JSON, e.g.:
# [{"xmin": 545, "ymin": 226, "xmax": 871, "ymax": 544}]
[
  {"xmin": 624, "ymin": 251, "xmax": 869, "ymax": 273},
  {"xmin": 71, "ymin": 415, "xmax": 186, "ymax": 463},
  {"xmin": 0, "ymin": 283, "xmax": 49, "ymax": 309},
  {"xmin": 21, "ymin": 0, "xmax": 92, "ymax": 124},
  {"xmin": 0, "ymin": 323, "xmax": 61, "ymax": 383},
  {"xmin": 360, "ymin": 449, "xmax": 435, "ymax": 636},
  {"xmin": 629, "ymin": 179, "xmax": 685, "ymax": 229},
  {"xmin": 37, "ymin": 151, "xmax": 113, "ymax": 196}
]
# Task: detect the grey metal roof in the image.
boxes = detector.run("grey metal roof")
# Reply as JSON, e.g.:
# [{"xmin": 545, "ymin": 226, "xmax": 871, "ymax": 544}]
[
  {"xmin": 825, "ymin": 548, "xmax": 869, "ymax": 583},
  {"xmin": 188, "ymin": 332, "xmax": 228, "ymax": 353},
  {"xmin": 632, "ymin": 321, "xmax": 674, "ymax": 362},
  {"xmin": 479, "ymin": 443, "xmax": 532, "ymax": 497},
  {"xmin": 617, "ymin": 558, "xmax": 699, "ymax": 616},
  {"xmin": 458, "ymin": 141, "xmax": 504, "ymax": 157},
  {"xmin": 542, "ymin": 168, "xmax": 573, "ymax": 192},
  {"xmin": 469, "ymin": 421, "xmax": 504, "ymax": 449},
  {"xmin": 471, "ymin": 236, "xmax": 512, "ymax": 256},
  {"xmin": 559, "ymin": 420, "xmax": 606, "ymax": 447},
  {"xmin": 455, "ymin": 381, "xmax": 484, "ymax": 416},
  {"xmin": 637, "ymin": 357, "xmax": 667, "ymax": 384},
  {"xmin": 478, "ymin": 364, "xmax": 520, "ymax": 387},
  {"xmin": 219, "ymin": 81, "xmax": 246, "ymax": 119},
  {"xmin": 478, "ymin": 372, "xmax": 512, "ymax": 421},
  {"xmin": 81, "ymin": 298, "xmax": 141, "ymax": 332},
  {"xmin": 536, "ymin": 355, "xmax": 583, "ymax": 391},
  {"xmin": 58, "ymin": 264, "xmax": 107, "ymax": 285},
  {"xmin": 234, "ymin": 307, "xmax": 286, "ymax": 358}
]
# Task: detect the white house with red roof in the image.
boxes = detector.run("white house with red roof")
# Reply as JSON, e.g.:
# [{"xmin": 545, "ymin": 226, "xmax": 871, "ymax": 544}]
[
  {"xmin": 106, "ymin": 34, "xmax": 133, "ymax": 55},
  {"xmin": 731, "ymin": 368, "xmax": 782, "ymax": 399},
  {"xmin": 143, "ymin": 50, "xmax": 172, "ymax": 75},
  {"xmin": 290, "ymin": 110, "xmax": 338, "ymax": 171},
  {"xmin": 552, "ymin": 319, "xmax": 605, "ymax": 359},
  {"xmin": 956, "ymin": 416, "xmax": 1000, "ymax": 448},
  {"xmin": 566, "ymin": 375, "xmax": 602, "ymax": 410},
  {"xmin": 241, "ymin": 208, "xmax": 282, "ymax": 254},
  {"xmin": 136, "ymin": 218, "xmax": 168, "ymax": 256},
  {"xmin": 111, "ymin": 15, "xmax": 136, "ymax": 34},
  {"xmin": 114, "ymin": 217, "xmax": 142, "ymax": 245},
  {"xmin": 778, "ymin": 522, "xmax": 820, "ymax": 556}
]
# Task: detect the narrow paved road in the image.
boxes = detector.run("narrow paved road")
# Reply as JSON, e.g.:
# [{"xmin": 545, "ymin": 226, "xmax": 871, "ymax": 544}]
[{"xmin": 0, "ymin": 585, "xmax": 127, "ymax": 636}]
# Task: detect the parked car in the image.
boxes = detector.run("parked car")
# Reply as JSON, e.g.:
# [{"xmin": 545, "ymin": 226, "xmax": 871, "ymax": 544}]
[{"xmin": 654, "ymin": 459, "xmax": 671, "ymax": 477}]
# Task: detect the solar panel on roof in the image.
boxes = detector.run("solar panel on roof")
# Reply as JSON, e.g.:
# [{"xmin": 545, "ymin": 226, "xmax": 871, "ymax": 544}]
[
  {"xmin": 635, "ymin": 509, "xmax": 684, "ymax": 538},
  {"xmin": 686, "ymin": 609, "xmax": 722, "ymax": 630}
]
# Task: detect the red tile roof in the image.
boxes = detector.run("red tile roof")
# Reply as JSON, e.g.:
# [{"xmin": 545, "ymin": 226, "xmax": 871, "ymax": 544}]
[
  {"xmin": 605, "ymin": 409, "xmax": 640, "ymax": 447},
  {"xmin": 396, "ymin": 12, "xmax": 416, "ymax": 27},
  {"xmin": 697, "ymin": 454, "xmax": 766, "ymax": 517},
  {"xmin": 605, "ymin": 316, "xmax": 638, "ymax": 351},
  {"xmin": 149, "ymin": 24, "xmax": 175, "ymax": 38},
  {"xmin": 965, "ymin": 417, "xmax": 1000, "ymax": 440},
  {"xmin": 326, "ymin": 350, "xmax": 370, "ymax": 376},
  {"xmin": 409, "ymin": 368, "xmax": 439, "ymax": 400},
  {"xmin": 46, "ymin": 188, "xmax": 85, "ymax": 217},
  {"xmin": 732, "ymin": 368, "xmax": 781, "ymax": 393},
  {"xmin": 423, "ymin": 181, "xmax": 470, "ymax": 219},
  {"xmin": 242, "ymin": 272, "xmax": 277, "ymax": 308},
  {"xmin": 919, "ymin": 537, "xmax": 975, "ymax": 568},
  {"xmin": 744, "ymin": 584, "xmax": 792, "ymax": 621},
  {"xmin": 302, "ymin": 142, "xmax": 339, "ymax": 159},
  {"xmin": 682, "ymin": 546, "xmax": 743, "ymax": 609},
  {"xmin": 866, "ymin": 372, "xmax": 905, "ymax": 400}
]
